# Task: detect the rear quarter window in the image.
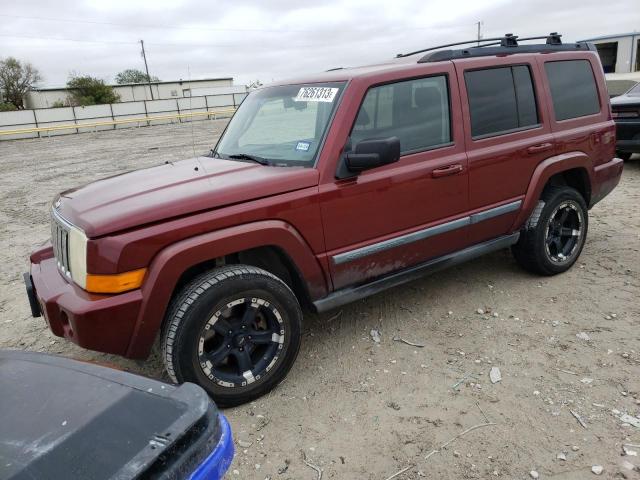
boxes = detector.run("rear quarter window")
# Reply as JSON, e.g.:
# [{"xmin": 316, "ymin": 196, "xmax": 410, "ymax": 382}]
[{"xmin": 544, "ymin": 60, "xmax": 601, "ymax": 121}]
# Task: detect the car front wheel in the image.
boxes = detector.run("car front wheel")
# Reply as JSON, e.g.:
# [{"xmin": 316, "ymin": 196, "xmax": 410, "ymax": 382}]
[{"xmin": 162, "ymin": 265, "xmax": 302, "ymax": 407}]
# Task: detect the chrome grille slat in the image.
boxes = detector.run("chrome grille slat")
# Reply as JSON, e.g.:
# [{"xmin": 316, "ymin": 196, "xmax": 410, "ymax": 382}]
[{"xmin": 51, "ymin": 210, "xmax": 71, "ymax": 277}]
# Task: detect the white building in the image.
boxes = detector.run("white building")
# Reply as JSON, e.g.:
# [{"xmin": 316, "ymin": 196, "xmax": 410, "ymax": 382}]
[
  {"xmin": 25, "ymin": 77, "xmax": 246, "ymax": 109},
  {"xmin": 579, "ymin": 33, "xmax": 640, "ymax": 74}
]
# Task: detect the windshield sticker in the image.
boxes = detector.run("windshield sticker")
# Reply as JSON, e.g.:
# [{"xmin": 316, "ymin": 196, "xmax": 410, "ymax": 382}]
[
  {"xmin": 294, "ymin": 87, "xmax": 339, "ymax": 103},
  {"xmin": 295, "ymin": 141, "xmax": 311, "ymax": 152}
]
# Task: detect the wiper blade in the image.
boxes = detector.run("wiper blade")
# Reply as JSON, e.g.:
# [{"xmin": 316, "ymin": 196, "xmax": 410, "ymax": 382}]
[{"xmin": 227, "ymin": 153, "xmax": 271, "ymax": 165}]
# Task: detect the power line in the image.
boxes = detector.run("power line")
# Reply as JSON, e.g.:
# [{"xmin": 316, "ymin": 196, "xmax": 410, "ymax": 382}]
[
  {"xmin": 0, "ymin": 12, "xmax": 473, "ymax": 34},
  {"xmin": 0, "ymin": 32, "xmax": 359, "ymax": 49},
  {"xmin": 0, "ymin": 13, "xmax": 306, "ymax": 33},
  {"xmin": 0, "ymin": 33, "xmax": 137, "ymax": 45}
]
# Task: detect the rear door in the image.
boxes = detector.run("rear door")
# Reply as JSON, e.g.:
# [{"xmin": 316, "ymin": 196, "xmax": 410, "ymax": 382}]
[
  {"xmin": 537, "ymin": 54, "xmax": 615, "ymax": 170},
  {"xmin": 319, "ymin": 66, "xmax": 469, "ymax": 290},
  {"xmin": 455, "ymin": 56, "xmax": 554, "ymax": 245}
]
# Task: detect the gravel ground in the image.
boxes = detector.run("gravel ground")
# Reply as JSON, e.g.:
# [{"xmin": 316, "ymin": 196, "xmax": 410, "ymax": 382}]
[{"xmin": 1, "ymin": 121, "xmax": 639, "ymax": 479}]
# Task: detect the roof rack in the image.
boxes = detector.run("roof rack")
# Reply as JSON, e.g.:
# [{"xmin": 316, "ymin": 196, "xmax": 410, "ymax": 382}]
[{"xmin": 396, "ymin": 33, "xmax": 595, "ymax": 63}]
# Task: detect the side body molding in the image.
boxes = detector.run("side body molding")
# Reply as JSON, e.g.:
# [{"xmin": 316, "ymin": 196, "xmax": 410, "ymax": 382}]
[
  {"xmin": 125, "ymin": 220, "xmax": 327, "ymax": 358},
  {"xmin": 510, "ymin": 151, "xmax": 593, "ymax": 231}
]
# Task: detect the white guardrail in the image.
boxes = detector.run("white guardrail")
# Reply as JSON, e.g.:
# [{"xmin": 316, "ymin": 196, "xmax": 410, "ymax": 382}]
[{"xmin": 0, "ymin": 93, "xmax": 245, "ymax": 141}]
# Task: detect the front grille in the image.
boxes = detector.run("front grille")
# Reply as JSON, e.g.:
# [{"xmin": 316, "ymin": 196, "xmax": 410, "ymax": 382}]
[{"xmin": 51, "ymin": 212, "xmax": 71, "ymax": 277}]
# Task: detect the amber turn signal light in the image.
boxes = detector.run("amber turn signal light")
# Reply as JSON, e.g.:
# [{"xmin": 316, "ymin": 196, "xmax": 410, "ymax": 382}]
[{"xmin": 85, "ymin": 268, "xmax": 147, "ymax": 294}]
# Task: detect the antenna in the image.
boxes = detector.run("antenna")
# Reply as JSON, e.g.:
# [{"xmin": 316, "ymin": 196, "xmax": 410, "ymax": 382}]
[
  {"xmin": 476, "ymin": 21, "xmax": 483, "ymax": 47},
  {"xmin": 139, "ymin": 39, "xmax": 154, "ymax": 100},
  {"xmin": 188, "ymin": 65, "xmax": 196, "ymax": 158}
]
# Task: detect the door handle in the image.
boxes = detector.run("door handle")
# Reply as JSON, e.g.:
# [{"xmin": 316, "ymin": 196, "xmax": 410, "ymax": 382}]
[
  {"xmin": 526, "ymin": 143, "xmax": 553, "ymax": 154},
  {"xmin": 432, "ymin": 164, "xmax": 463, "ymax": 178}
]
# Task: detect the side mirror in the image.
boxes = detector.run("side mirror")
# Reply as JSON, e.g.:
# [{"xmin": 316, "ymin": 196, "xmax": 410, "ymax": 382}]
[{"xmin": 336, "ymin": 137, "xmax": 401, "ymax": 179}]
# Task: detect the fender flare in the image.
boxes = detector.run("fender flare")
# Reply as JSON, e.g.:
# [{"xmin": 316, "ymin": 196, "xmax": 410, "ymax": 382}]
[
  {"xmin": 125, "ymin": 219, "xmax": 328, "ymax": 358},
  {"xmin": 511, "ymin": 151, "xmax": 593, "ymax": 230}
]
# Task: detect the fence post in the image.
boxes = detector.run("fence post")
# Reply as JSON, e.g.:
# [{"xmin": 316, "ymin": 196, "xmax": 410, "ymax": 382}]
[
  {"xmin": 176, "ymin": 99, "xmax": 181, "ymax": 124},
  {"xmin": 33, "ymin": 109, "xmax": 40, "ymax": 139},
  {"xmin": 204, "ymin": 96, "xmax": 210, "ymax": 121},
  {"xmin": 72, "ymin": 107, "xmax": 79, "ymax": 134},
  {"xmin": 109, "ymin": 103, "xmax": 116, "ymax": 130},
  {"xmin": 143, "ymin": 100, "xmax": 150, "ymax": 127}
]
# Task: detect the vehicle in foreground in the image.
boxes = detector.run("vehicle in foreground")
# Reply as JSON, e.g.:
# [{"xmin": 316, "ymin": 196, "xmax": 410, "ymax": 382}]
[
  {"xmin": 611, "ymin": 82, "xmax": 640, "ymax": 160},
  {"xmin": 25, "ymin": 32, "xmax": 623, "ymax": 406},
  {"xmin": 0, "ymin": 350, "xmax": 234, "ymax": 480}
]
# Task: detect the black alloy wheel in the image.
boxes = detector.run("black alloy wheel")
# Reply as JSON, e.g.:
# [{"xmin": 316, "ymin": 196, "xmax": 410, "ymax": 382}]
[
  {"xmin": 544, "ymin": 200, "xmax": 584, "ymax": 264},
  {"xmin": 197, "ymin": 297, "xmax": 284, "ymax": 388}
]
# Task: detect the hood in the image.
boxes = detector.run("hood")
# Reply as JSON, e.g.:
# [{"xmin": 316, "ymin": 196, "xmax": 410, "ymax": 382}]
[
  {"xmin": 57, "ymin": 157, "xmax": 319, "ymax": 237},
  {"xmin": 611, "ymin": 94, "xmax": 640, "ymax": 107}
]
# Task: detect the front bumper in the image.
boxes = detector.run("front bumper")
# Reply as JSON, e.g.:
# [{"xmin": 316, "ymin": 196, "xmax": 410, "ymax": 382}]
[
  {"xmin": 27, "ymin": 250, "xmax": 143, "ymax": 356},
  {"xmin": 188, "ymin": 414, "xmax": 235, "ymax": 480},
  {"xmin": 614, "ymin": 119, "xmax": 640, "ymax": 153}
]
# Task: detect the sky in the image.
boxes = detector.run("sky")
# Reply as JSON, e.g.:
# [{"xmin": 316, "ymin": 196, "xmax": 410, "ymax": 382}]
[{"xmin": 1, "ymin": 0, "xmax": 639, "ymax": 88}]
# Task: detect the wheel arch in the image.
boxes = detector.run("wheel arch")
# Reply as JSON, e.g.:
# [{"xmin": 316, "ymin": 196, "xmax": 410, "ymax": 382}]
[
  {"xmin": 125, "ymin": 220, "xmax": 328, "ymax": 358},
  {"xmin": 511, "ymin": 152, "xmax": 594, "ymax": 231}
]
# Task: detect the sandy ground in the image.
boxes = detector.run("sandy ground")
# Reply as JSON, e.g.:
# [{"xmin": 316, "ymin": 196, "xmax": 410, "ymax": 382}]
[{"xmin": 1, "ymin": 121, "xmax": 639, "ymax": 480}]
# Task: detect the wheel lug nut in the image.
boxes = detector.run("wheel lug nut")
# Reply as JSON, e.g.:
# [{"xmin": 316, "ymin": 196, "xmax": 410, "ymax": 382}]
[
  {"xmin": 239, "ymin": 347, "xmax": 243, "ymax": 351},
  {"xmin": 227, "ymin": 344, "xmax": 231, "ymax": 348}
]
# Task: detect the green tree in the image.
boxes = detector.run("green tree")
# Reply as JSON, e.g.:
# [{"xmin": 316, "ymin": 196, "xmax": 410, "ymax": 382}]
[
  {"xmin": 115, "ymin": 69, "xmax": 159, "ymax": 84},
  {"xmin": 0, "ymin": 57, "xmax": 42, "ymax": 109},
  {"xmin": 67, "ymin": 75, "xmax": 120, "ymax": 106},
  {"xmin": 0, "ymin": 102, "xmax": 17, "ymax": 112}
]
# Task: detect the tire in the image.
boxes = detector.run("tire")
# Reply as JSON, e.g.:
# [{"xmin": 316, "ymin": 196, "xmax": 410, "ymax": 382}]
[
  {"xmin": 162, "ymin": 265, "xmax": 302, "ymax": 407},
  {"xmin": 511, "ymin": 186, "xmax": 588, "ymax": 276},
  {"xmin": 616, "ymin": 151, "xmax": 632, "ymax": 161}
]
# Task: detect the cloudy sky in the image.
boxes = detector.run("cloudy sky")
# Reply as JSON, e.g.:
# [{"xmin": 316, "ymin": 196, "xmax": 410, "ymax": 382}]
[{"xmin": 1, "ymin": 0, "xmax": 639, "ymax": 88}]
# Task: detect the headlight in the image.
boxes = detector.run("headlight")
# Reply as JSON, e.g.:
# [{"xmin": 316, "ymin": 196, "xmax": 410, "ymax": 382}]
[
  {"xmin": 68, "ymin": 226, "xmax": 88, "ymax": 288},
  {"xmin": 52, "ymin": 207, "xmax": 145, "ymax": 294}
]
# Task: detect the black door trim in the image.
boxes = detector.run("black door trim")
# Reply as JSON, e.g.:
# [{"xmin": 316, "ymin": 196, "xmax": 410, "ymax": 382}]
[{"xmin": 315, "ymin": 232, "xmax": 520, "ymax": 312}]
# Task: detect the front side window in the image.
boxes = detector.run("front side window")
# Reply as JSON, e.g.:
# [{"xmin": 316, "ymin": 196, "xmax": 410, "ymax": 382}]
[
  {"xmin": 465, "ymin": 65, "xmax": 539, "ymax": 138},
  {"xmin": 215, "ymin": 82, "xmax": 345, "ymax": 167},
  {"xmin": 350, "ymin": 75, "xmax": 451, "ymax": 154},
  {"xmin": 545, "ymin": 60, "xmax": 601, "ymax": 120}
]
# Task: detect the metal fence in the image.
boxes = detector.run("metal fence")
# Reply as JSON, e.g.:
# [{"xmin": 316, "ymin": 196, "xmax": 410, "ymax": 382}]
[{"xmin": 0, "ymin": 92, "xmax": 247, "ymax": 141}]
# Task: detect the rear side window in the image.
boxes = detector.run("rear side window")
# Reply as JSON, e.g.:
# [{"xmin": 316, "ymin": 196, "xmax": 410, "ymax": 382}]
[
  {"xmin": 545, "ymin": 60, "xmax": 601, "ymax": 120},
  {"xmin": 465, "ymin": 65, "xmax": 539, "ymax": 138},
  {"xmin": 350, "ymin": 75, "xmax": 451, "ymax": 154}
]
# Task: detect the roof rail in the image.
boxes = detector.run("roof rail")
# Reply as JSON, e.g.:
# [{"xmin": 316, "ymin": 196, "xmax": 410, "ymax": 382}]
[{"xmin": 396, "ymin": 32, "xmax": 595, "ymax": 63}]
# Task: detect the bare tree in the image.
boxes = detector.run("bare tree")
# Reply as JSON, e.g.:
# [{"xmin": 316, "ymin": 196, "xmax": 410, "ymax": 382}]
[
  {"xmin": 0, "ymin": 57, "xmax": 42, "ymax": 109},
  {"xmin": 246, "ymin": 79, "xmax": 263, "ymax": 91}
]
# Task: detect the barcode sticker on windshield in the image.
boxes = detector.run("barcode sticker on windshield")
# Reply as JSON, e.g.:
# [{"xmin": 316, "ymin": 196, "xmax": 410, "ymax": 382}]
[{"xmin": 294, "ymin": 87, "xmax": 339, "ymax": 102}]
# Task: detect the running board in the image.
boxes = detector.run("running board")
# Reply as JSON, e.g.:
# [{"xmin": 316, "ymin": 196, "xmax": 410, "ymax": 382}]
[{"xmin": 313, "ymin": 233, "xmax": 520, "ymax": 313}]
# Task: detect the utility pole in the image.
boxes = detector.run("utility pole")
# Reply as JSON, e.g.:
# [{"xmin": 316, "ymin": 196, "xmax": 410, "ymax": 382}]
[
  {"xmin": 140, "ymin": 39, "xmax": 154, "ymax": 100},
  {"xmin": 476, "ymin": 21, "xmax": 483, "ymax": 46}
]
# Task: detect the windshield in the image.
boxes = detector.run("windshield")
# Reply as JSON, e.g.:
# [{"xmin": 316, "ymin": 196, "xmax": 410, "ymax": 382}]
[{"xmin": 214, "ymin": 82, "xmax": 346, "ymax": 167}]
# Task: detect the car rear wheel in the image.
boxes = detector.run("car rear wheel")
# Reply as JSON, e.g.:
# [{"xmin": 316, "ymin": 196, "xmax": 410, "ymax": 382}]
[
  {"xmin": 162, "ymin": 265, "xmax": 302, "ymax": 407},
  {"xmin": 512, "ymin": 186, "xmax": 588, "ymax": 276}
]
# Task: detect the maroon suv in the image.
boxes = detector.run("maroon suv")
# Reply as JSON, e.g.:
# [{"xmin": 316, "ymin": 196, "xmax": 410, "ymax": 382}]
[{"xmin": 26, "ymin": 33, "xmax": 623, "ymax": 406}]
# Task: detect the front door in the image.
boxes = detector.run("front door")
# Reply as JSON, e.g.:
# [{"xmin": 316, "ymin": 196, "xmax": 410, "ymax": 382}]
[{"xmin": 319, "ymin": 70, "xmax": 469, "ymax": 290}]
